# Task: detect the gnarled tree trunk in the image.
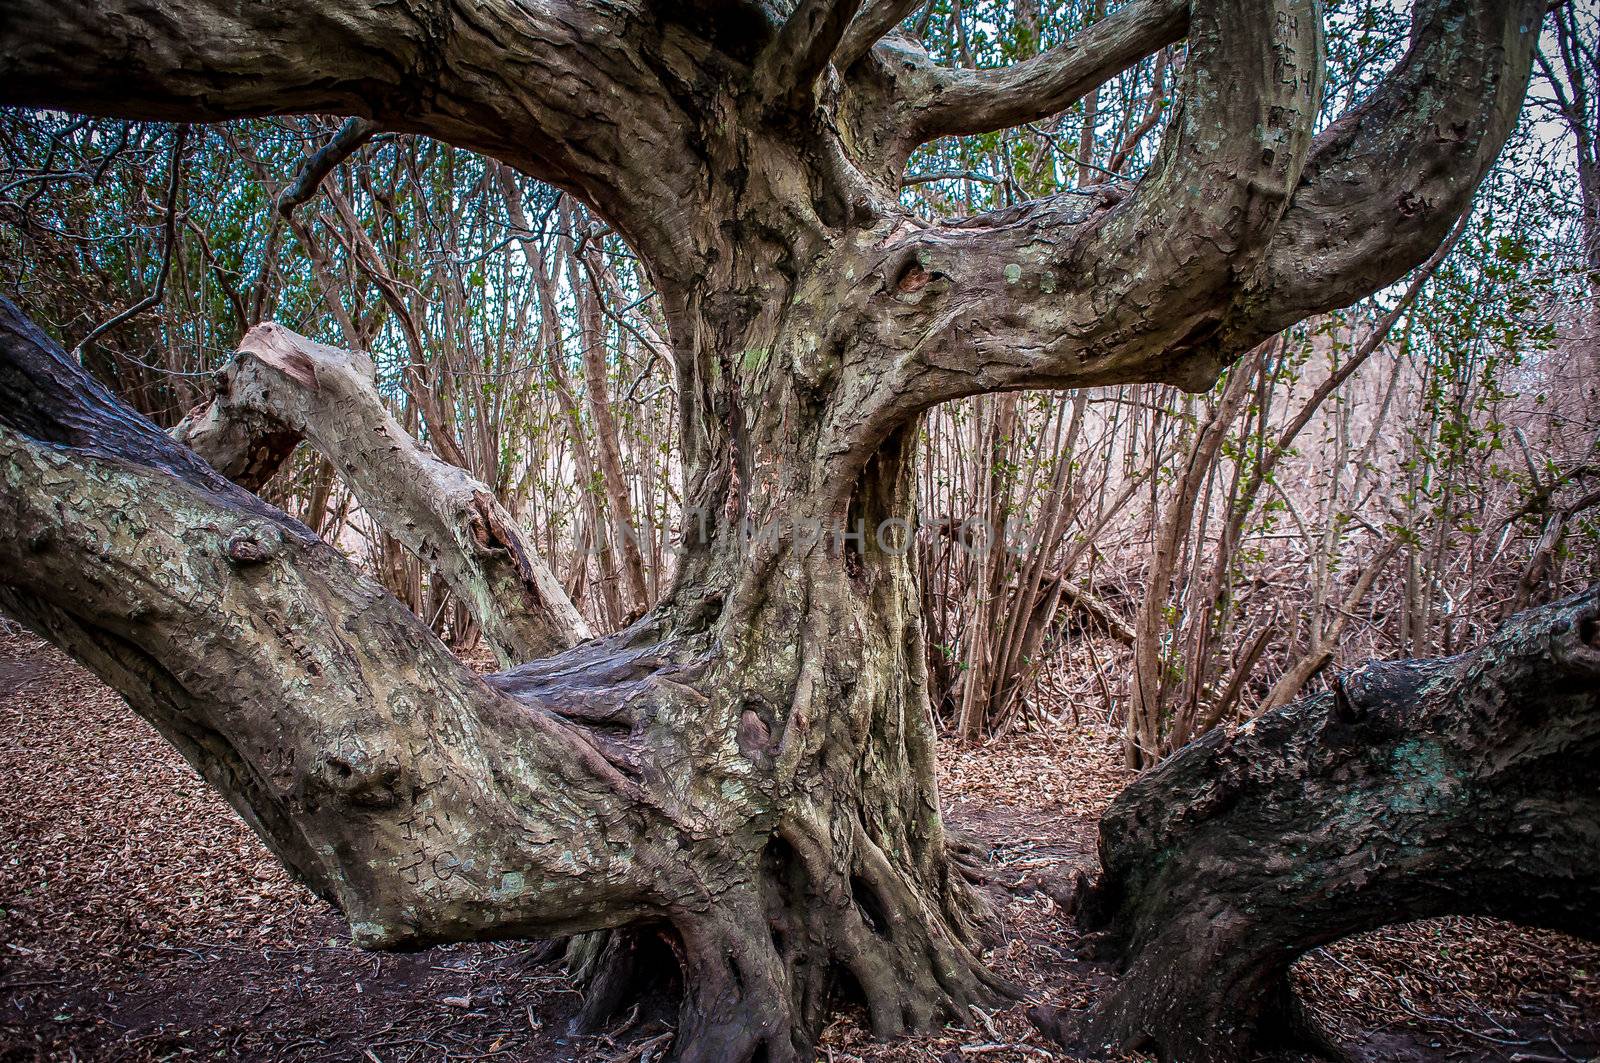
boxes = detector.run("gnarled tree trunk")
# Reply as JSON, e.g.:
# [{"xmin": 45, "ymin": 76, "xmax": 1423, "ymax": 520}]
[
  {"xmin": 0, "ymin": 0, "xmax": 1547, "ymax": 1059},
  {"xmin": 1064, "ymin": 588, "xmax": 1600, "ymax": 1063}
]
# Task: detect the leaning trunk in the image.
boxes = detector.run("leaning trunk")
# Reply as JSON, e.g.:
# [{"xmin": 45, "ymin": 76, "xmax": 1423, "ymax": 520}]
[
  {"xmin": 1061, "ymin": 588, "xmax": 1600, "ymax": 1062},
  {"xmin": 0, "ymin": 277, "xmax": 1008, "ymax": 1063}
]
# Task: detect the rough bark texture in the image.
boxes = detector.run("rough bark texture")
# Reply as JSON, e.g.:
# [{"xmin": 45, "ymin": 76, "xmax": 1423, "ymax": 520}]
[
  {"xmin": 172, "ymin": 322, "xmax": 589, "ymax": 665},
  {"xmin": 0, "ymin": 0, "xmax": 1550, "ymax": 1059},
  {"xmin": 1064, "ymin": 587, "xmax": 1600, "ymax": 1063},
  {"xmin": 1, "ymin": 296, "xmax": 1007, "ymax": 1062},
  {"xmin": 0, "ymin": 301, "xmax": 667, "ymax": 944}
]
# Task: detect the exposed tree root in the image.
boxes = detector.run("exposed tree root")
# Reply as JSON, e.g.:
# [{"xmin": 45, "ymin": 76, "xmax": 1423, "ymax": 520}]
[{"xmin": 548, "ymin": 802, "xmax": 1011, "ymax": 1063}]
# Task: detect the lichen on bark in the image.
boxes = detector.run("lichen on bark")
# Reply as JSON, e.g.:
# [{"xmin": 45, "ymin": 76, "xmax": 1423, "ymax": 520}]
[{"xmin": 0, "ymin": 0, "xmax": 1554, "ymax": 1058}]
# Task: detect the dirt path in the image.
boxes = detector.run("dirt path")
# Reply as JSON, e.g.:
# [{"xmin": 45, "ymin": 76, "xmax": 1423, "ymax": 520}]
[{"xmin": 2, "ymin": 632, "xmax": 1596, "ymax": 1062}]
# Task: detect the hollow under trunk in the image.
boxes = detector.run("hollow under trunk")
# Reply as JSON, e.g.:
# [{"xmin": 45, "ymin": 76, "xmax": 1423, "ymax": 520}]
[{"xmin": 1054, "ymin": 588, "xmax": 1600, "ymax": 1063}]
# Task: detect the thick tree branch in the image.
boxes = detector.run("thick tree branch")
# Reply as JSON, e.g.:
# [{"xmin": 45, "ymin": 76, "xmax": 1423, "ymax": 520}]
[
  {"xmin": 0, "ymin": 0, "xmax": 711, "ymax": 284},
  {"xmin": 833, "ymin": 0, "xmax": 1536, "ymax": 469},
  {"xmin": 759, "ymin": 0, "xmax": 866, "ymax": 111},
  {"xmin": 173, "ymin": 322, "xmax": 591, "ymax": 665},
  {"xmin": 0, "ymin": 0, "xmax": 455, "ymax": 153},
  {"xmin": 820, "ymin": 0, "xmax": 1321, "ymax": 477},
  {"xmin": 907, "ymin": 0, "xmax": 1187, "ymax": 141},
  {"xmin": 0, "ymin": 295, "xmax": 666, "ymax": 949},
  {"xmin": 1226, "ymin": 0, "xmax": 1544, "ymax": 343},
  {"xmin": 835, "ymin": 0, "xmax": 926, "ymax": 73}
]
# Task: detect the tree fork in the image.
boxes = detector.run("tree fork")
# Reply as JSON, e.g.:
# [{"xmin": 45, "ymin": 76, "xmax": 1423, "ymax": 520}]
[
  {"xmin": 1055, "ymin": 588, "xmax": 1600, "ymax": 1063},
  {"xmin": 0, "ymin": 0, "xmax": 1554, "ymax": 1058}
]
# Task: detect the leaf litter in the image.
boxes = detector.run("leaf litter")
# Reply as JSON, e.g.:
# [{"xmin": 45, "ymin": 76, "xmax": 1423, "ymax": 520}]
[{"xmin": 1, "ymin": 634, "xmax": 1594, "ymax": 1062}]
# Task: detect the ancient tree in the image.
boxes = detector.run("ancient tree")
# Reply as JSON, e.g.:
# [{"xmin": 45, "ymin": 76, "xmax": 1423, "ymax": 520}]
[{"xmin": 0, "ymin": 0, "xmax": 1552, "ymax": 1059}]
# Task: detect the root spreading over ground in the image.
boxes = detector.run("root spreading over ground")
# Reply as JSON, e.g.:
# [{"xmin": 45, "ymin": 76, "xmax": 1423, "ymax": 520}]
[{"xmin": 2, "ymin": 633, "xmax": 1596, "ymax": 1062}]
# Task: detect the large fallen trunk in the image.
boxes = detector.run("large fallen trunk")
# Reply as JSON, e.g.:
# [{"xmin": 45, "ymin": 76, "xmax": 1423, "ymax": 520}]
[
  {"xmin": 1066, "ymin": 588, "xmax": 1600, "ymax": 1062},
  {"xmin": 173, "ymin": 323, "xmax": 589, "ymax": 665}
]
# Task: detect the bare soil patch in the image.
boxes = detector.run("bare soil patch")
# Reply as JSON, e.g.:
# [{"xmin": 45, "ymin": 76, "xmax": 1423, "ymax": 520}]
[{"xmin": 2, "ymin": 633, "xmax": 1595, "ymax": 1062}]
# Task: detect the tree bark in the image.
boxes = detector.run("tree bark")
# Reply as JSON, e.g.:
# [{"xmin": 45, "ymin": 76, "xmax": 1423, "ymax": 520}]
[
  {"xmin": 0, "ymin": 0, "xmax": 1548, "ymax": 1059},
  {"xmin": 1, "ymin": 293, "xmax": 1010, "ymax": 1062},
  {"xmin": 172, "ymin": 322, "xmax": 590, "ymax": 665},
  {"xmin": 1061, "ymin": 587, "xmax": 1600, "ymax": 1063}
]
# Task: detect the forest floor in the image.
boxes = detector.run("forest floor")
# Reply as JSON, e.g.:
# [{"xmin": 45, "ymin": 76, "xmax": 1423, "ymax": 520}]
[{"xmin": 1, "ymin": 630, "xmax": 1597, "ymax": 1063}]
